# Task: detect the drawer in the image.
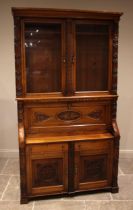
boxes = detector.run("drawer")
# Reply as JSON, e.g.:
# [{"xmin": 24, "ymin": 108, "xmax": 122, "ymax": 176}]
[
  {"xmin": 24, "ymin": 102, "xmax": 111, "ymax": 133},
  {"xmin": 75, "ymin": 139, "xmax": 111, "ymax": 152},
  {"xmin": 29, "ymin": 143, "xmax": 68, "ymax": 157}
]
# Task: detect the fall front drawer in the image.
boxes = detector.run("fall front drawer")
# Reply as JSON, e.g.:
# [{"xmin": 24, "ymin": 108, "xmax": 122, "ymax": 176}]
[{"xmin": 24, "ymin": 101, "xmax": 111, "ymax": 134}]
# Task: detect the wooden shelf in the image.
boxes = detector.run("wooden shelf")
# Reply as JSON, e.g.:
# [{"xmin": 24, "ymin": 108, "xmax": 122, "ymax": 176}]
[{"xmin": 26, "ymin": 132, "xmax": 113, "ymax": 144}]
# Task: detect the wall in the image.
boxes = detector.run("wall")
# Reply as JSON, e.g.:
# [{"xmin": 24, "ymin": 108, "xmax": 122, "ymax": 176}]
[{"xmin": 0, "ymin": 0, "xmax": 133, "ymax": 157}]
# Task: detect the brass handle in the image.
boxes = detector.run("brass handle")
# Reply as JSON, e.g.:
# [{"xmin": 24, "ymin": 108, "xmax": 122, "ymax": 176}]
[
  {"xmin": 71, "ymin": 56, "xmax": 75, "ymax": 64},
  {"xmin": 62, "ymin": 57, "xmax": 66, "ymax": 63}
]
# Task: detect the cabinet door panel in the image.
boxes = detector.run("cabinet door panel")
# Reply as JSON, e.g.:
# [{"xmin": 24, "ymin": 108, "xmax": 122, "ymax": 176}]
[
  {"xmin": 75, "ymin": 22, "xmax": 110, "ymax": 92},
  {"xmin": 26, "ymin": 143, "xmax": 68, "ymax": 196},
  {"xmin": 24, "ymin": 21, "xmax": 65, "ymax": 94},
  {"xmin": 74, "ymin": 140, "xmax": 113, "ymax": 191}
]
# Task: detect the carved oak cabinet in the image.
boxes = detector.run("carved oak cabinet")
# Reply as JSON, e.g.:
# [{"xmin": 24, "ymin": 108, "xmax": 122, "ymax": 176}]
[{"xmin": 12, "ymin": 8, "xmax": 122, "ymax": 203}]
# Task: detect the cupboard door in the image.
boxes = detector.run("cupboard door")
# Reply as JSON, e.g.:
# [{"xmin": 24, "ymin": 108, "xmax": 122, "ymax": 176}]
[
  {"xmin": 26, "ymin": 143, "xmax": 68, "ymax": 196},
  {"xmin": 74, "ymin": 140, "xmax": 113, "ymax": 191},
  {"xmin": 74, "ymin": 21, "xmax": 111, "ymax": 92},
  {"xmin": 24, "ymin": 20, "xmax": 66, "ymax": 94}
]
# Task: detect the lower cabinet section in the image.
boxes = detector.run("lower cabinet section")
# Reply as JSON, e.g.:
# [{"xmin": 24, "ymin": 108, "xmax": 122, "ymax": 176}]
[{"xmin": 26, "ymin": 139, "xmax": 113, "ymax": 198}]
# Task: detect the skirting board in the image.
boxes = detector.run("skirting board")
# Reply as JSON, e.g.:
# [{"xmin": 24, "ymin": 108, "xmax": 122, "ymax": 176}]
[
  {"xmin": 0, "ymin": 149, "xmax": 133, "ymax": 158},
  {"xmin": 120, "ymin": 150, "xmax": 133, "ymax": 158},
  {"xmin": 0, "ymin": 149, "xmax": 19, "ymax": 158}
]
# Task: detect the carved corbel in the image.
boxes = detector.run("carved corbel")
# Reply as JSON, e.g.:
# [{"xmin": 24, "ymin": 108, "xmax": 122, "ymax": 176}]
[
  {"xmin": 112, "ymin": 120, "xmax": 120, "ymax": 140},
  {"xmin": 17, "ymin": 101, "xmax": 28, "ymax": 203},
  {"xmin": 111, "ymin": 120, "xmax": 120, "ymax": 193}
]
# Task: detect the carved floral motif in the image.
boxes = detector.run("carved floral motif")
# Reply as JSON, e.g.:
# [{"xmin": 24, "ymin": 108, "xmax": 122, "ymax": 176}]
[
  {"xmin": 34, "ymin": 112, "xmax": 50, "ymax": 122},
  {"xmin": 83, "ymin": 156, "xmax": 107, "ymax": 182},
  {"xmin": 112, "ymin": 22, "xmax": 118, "ymax": 94},
  {"xmin": 88, "ymin": 110, "xmax": 103, "ymax": 120},
  {"xmin": 18, "ymin": 101, "xmax": 24, "ymax": 123},
  {"xmin": 33, "ymin": 159, "xmax": 63, "ymax": 187},
  {"xmin": 37, "ymin": 164, "xmax": 56, "ymax": 180},
  {"xmin": 57, "ymin": 110, "xmax": 81, "ymax": 121},
  {"xmin": 14, "ymin": 17, "xmax": 23, "ymax": 96}
]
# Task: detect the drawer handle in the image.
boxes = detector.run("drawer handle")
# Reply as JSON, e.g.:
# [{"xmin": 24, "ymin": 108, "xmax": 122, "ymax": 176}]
[
  {"xmin": 62, "ymin": 57, "xmax": 66, "ymax": 63},
  {"xmin": 71, "ymin": 56, "xmax": 75, "ymax": 64}
]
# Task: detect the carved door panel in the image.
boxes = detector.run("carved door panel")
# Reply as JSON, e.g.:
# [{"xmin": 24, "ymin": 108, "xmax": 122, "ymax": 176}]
[
  {"xmin": 74, "ymin": 140, "xmax": 113, "ymax": 191},
  {"xmin": 26, "ymin": 143, "xmax": 68, "ymax": 196}
]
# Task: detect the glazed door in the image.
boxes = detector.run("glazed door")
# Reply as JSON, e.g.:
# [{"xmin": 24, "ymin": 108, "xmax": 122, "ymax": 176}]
[
  {"xmin": 73, "ymin": 21, "xmax": 112, "ymax": 94},
  {"xmin": 74, "ymin": 140, "xmax": 113, "ymax": 191},
  {"xmin": 23, "ymin": 19, "xmax": 112, "ymax": 96},
  {"xmin": 24, "ymin": 20, "xmax": 66, "ymax": 95},
  {"xmin": 26, "ymin": 143, "xmax": 68, "ymax": 196}
]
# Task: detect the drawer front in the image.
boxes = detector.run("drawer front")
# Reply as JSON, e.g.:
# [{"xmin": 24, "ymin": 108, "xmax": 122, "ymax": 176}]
[{"xmin": 24, "ymin": 101, "xmax": 111, "ymax": 133}]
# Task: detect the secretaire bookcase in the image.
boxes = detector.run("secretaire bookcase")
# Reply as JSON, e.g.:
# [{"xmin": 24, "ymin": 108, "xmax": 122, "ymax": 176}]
[{"xmin": 12, "ymin": 8, "xmax": 122, "ymax": 203}]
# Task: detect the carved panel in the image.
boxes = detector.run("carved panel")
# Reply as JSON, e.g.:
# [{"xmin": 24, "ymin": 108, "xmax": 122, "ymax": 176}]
[
  {"xmin": 32, "ymin": 158, "xmax": 63, "ymax": 187},
  {"xmin": 112, "ymin": 138, "xmax": 119, "ymax": 188},
  {"xmin": 80, "ymin": 155, "xmax": 107, "ymax": 182},
  {"xmin": 112, "ymin": 21, "xmax": 118, "ymax": 94},
  {"xmin": 14, "ymin": 17, "xmax": 23, "ymax": 97},
  {"xmin": 112, "ymin": 100, "xmax": 117, "ymax": 120},
  {"xmin": 19, "ymin": 147, "xmax": 27, "ymax": 200},
  {"xmin": 18, "ymin": 101, "xmax": 24, "ymax": 123},
  {"xmin": 34, "ymin": 112, "xmax": 50, "ymax": 122},
  {"xmin": 88, "ymin": 110, "xmax": 103, "ymax": 120},
  {"xmin": 57, "ymin": 110, "xmax": 81, "ymax": 121}
]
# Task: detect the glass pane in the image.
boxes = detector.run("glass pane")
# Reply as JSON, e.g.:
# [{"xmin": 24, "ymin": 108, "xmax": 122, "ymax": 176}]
[
  {"xmin": 25, "ymin": 23, "xmax": 62, "ymax": 93},
  {"xmin": 76, "ymin": 24, "xmax": 109, "ymax": 91}
]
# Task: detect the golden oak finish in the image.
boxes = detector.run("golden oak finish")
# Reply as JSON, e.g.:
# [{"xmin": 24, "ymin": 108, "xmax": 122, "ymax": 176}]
[{"xmin": 12, "ymin": 8, "xmax": 122, "ymax": 203}]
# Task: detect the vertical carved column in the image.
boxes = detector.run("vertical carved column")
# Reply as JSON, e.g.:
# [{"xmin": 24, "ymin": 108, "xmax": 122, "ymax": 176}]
[
  {"xmin": 111, "ymin": 21, "xmax": 120, "ymax": 192},
  {"xmin": 112, "ymin": 100, "xmax": 117, "ymax": 120},
  {"xmin": 14, "ymin": 17, "xmax": 23, "ymax": 97},
  {"xmin": 111, "ymin": 21, "xmax": 119, "ymax": 123},
  {"xmin": 112, "ymin": 137, "xmax": 120, "ymax": 192},
  {"xmin": 112, "ymin": 21, "xmax": 119, "ymax": 94},
  {"xmin": 18, "ymin": 101, "xmax": 28, "ymax": 203}
]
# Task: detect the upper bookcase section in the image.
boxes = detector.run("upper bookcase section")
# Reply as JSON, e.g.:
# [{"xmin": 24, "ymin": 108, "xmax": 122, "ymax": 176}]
[{"xmin": 12, "ymin": 8, "xmax": 123, "ymax": 99}]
